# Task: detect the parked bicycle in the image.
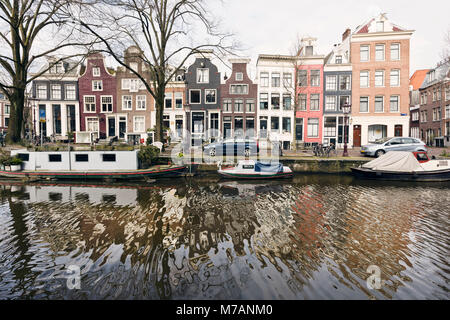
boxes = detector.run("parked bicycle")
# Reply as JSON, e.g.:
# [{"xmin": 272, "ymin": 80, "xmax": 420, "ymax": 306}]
[{"xmin": 313, "ymin": 143, "xmax": 336, "ymax": 158}]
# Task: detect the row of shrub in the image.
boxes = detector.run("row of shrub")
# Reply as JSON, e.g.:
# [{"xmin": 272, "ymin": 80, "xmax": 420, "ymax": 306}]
[{"xmin": 0, "ymin": 154, "xmax": 23, "ymax": 166}]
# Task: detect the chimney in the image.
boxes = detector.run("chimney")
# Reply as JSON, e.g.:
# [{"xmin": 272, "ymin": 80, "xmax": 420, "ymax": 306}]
[{"xmin": 342, "ymin": 28, "xmax": 351, "ymax": 41}]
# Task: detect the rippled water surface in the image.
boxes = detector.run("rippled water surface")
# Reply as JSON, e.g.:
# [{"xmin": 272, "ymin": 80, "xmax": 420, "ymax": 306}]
[{"xmin": 0, "ymin": 176, "xmax": 448, "ymax": 300}]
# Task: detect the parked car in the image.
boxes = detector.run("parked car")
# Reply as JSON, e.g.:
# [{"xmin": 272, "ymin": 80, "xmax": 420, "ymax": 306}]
[
  {"xmin": 203, "ymin": 138, "xmax": 259, "ymax": 157},
  {"xmin": 360, "ymin": 137, "xmax": 427, "ymax": 157}
]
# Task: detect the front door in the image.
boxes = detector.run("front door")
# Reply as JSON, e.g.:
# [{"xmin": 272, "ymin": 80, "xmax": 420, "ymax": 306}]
[
  {"xmin": 108, "ymin": 117, "xmax": 116, "ymax": 137},
  {"xmin": 295, "ymin": 119, "xmax": 303, "ymax": 141},
  {"xmin": 353, "ymin": 125, "xmax": 361, "ymax": 147},
  {"xmin": 119, "ymin": 117, "xmax": 126, "ymax": 139},
  {"xmin": 394, "ymin": 125, "xmax": 403, "ymax": 137}
]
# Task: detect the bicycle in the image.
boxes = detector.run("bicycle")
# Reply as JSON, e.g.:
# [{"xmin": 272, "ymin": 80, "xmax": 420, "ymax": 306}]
[{"xmin": 313, "ymin": 144, "xmax": 325, "ymax": 157}]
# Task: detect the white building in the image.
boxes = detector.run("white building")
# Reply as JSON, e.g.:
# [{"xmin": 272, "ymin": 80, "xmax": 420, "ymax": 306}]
[{"xmin": 256, "ymin": 55, "xmax": 295, "ymax": 150}]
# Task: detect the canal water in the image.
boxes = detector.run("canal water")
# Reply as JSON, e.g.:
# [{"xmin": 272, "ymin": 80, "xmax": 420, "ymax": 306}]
[{"xmin": 0, "ymin": 176, "xmax": 448, "ymax": 300}]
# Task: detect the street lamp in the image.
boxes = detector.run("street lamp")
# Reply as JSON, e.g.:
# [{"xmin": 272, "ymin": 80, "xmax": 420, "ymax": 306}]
[{"xmin": 342, "ymin": 103, "xmax": 351, "ymax": 157}]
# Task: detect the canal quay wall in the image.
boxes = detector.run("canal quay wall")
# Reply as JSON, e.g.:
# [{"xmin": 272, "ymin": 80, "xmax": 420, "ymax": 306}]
[{"xmin": 160, "ymin": 156, "xmax": 371, "ymax": 175}]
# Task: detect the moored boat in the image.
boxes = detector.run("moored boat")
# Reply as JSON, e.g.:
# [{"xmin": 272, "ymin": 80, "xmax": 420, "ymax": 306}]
[
  {"xmin": 0, "ymin": 149, "xmax": 186, "ymax": 181},
  {"xmin": 351, "ymin": 151, "xmax": 450, "ymax": 182},
  {"xmin": 218, "ymin": 160, "xmax": 293, "ymax": 179}
]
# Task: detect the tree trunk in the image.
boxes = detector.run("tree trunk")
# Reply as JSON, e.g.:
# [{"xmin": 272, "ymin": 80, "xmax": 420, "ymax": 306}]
[
  {"xmin": 7, "ymin": 87, "xmax": 25, "ymax": 144},
  {"xmin": 154, "ymin": 88, "xmax": 165, "ymax": 143}
]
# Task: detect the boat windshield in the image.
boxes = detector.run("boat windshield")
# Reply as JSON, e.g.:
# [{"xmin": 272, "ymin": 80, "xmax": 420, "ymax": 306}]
[{"xmin": 374, "ymin": 137, "xmax": 392, "ymax": 144}]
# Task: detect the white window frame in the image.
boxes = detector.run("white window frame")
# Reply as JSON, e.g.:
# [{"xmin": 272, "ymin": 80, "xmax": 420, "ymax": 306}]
[
  {"xmin": 133, "ymin": 116, "xmax": 146, "ymax": 133},
  {"xmin": 101, "ymin": 95, "xmax": 113, "ymax": 113},
  {"xmin": 260, "ymin": 72, "xmax": 269, "ymax": 87},
  {"xmin": 375, "ymin": 70, "xmax": 385, "ymax": 87},
  {"xmin": 122, "ymin": 95, "xmax": 132, "ymax": 110},
  {"xmin": 86, "ymin": 117, "xmax": 99, "ymax": 132},
  {"xmin": 360, "ymin": 45, "xmax": 370, "ymax": 62},
  {"xmin": 390, "ymin": 43, "xmax": 400, "ymax": 61},
  {"xmin": 136, "ymin": 95, "xmax": 146, "ymax": 110},
  {"xmin": 235, "ymin": 72, "xmax": 243, "ymax": 81},
  {"xmin": 83, "ymin": 95, "xmax": 96, "ymax": 113},
  {"xmin": 325, "ymin": 96, "xmax": 337, "ymax": 111},
  {"xmin": 197, "ymin": 68, "xmax": 209, "ymax": 84},
  {"xmin": 359, "ymin": 96, "xmax": 369, "ymax": 113},
  {"xmin": 122, "ymin": 79, "xmax": 130, "ymax": 90},
  {"xmin": 310, "ymin": 94, "xmax": 320, "ymax": 111},
  {"xmin": 92, "ymin": 80, "xmax": 103, "ymax": 91},
  {"xmin": 375, "ymin": 44, "xmax": 385, "ymax": 61},
  {"xmin": 175, "ymin": 92, "xmax": 183, "ymax": 109},
  {"xmin": 374, "ymin": 96, "xmax": 384, "ymax": 113},
  {"xmin": 326, "ymin": 76, "xmax": 337, "ymax": 91},
  {"xmin": 205, "ymin": 89, "xmax": 217, "ymax": 104},
  {"xmin": 93, "ymin": 67, "xmax": 101, "ymax": 77},
  {"xmin": 390, "ymin": 69, "xmax": 400, "ymax": 87},
  {"xmin": 51, "ymin": 84, "xmax": 61, "ymax": 100},
  {"xmin": 307, "ymin": 118, "xmax": 319, "ymax": 137},
  {"xmin": 189, "ymin": 89, "xmax": 201, "ymax": 104},
  {"xmin": 37, "ymin": 84, "xmax": 48, "ymax": 99},
  {"xmin": 360, "ymin": 71, "xmax": 369, "ymax": 88},
  {"xmin": 390, "ymin": 95, "xmax": 400, "ymax": 112},
  {"xmin": 65, "ymin": 84, "xmax": 76, "ymax": 100}
]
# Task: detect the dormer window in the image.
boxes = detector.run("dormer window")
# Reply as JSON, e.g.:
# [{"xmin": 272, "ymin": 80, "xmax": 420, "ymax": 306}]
[
  {"xmin": 93, "ymin": 67, "xmax": 100, "ymax": 77},
  {"xmin": 197, "ymin": 68, "xmax": 209, "ymax": 83},
  {"xmin": 49, "ymin": 62, "xmax": 63, "ymax": 74},
  {"xmin": 129, "ymin": 62, "xmax": 138, "ymax": 73},
  {"xmin": 305, "ymin": 46, "xmax": 313, "ymax": 56},
  {"xmin": 376, "ymin": 21, "xmax": 384, "ymax": 32},
  {"xmin": 235, "ymin": 72, "xmax": 243, "ymax": 81},
  {"xmin": 335, "ymin": 55, "xmax": 342, "ymax": 64}
]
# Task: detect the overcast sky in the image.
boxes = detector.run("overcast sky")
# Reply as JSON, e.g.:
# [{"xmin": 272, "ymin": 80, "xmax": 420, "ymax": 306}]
[{"xmin": 207, "ymin": 0, "xmax": 450, "ymax": 78}]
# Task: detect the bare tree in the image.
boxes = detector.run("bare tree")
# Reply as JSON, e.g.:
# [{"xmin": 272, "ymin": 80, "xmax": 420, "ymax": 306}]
[
  {"xmin": 0, "ymin": 0, "xmax": 98, "ymax": 143},
  {"xmin": 74, "ymin": 0, "xmax": 236, "ymax": 143},
  {"xmin": 443, "ymin": 28, "xmax": 450, "ymax": 61}
]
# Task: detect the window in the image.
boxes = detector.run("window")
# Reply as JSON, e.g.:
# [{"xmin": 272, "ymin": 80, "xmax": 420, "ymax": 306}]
[
  {"xmin": 5, "ymin": 104, "xmax": 10, "ymax": 114},
  {"xmin": 37, "ymin": 84, "xmax": 47, "ymax": 99},
  {"xmin": 93, "ymin": 67, "xmax": 100, "ymax": 77},
  {"xmin": 175, "ymin": 92, "xmax": 183, "ymax": 108},
  {"xmin": 234, "ymin": 99, "xmax": 243, "ymax": 112},
  {"xmin": 259, "ymin": 93, "xmax": 268, "ymax": 110},
  {"xmin": 92, "ymin": 80, "xmax": 103, "ymax": 91},
  {"xmin": 390, "ymin": 95, "xmax": 399, "ymax": 112},
  {"xmin": 325, "ymin": 96, "xmax": 337, "ymax": 111},
  {"xmin": 445, "ymin": 105, "xmax": 450, "ymax": 119},
  {"xmin": 129, "ymin": 79, "xmax": 144, "ymax": 92},
  {"xmin": 298, "ymin": 94, "xmax": 307, "ymax": 111},
  {"xmin": 129, "ymin": 62, "xmax": 138, "ymax": 73},
  {"xmin": 391, "ymin": 43, "xmax": 400, "ymax": 60},
  {"xmin": 271, "ymin": 93, "xmax": 280, "ymax": 109},
  {"xmin": 326, "ymin": 76, "xmax": 337, "ymax": 91},
  {"xmin": 339, "ymin": 96, "xmax": 350, "ymax": 111},
  {"xmin": 197, "ymin": 68, "xmax": 209, "ymax": 83},
  {"xmin": 101, "ymin": 96, "xmax": 113, "ymax": 112},
  {"xmin": 190, "ymin": 90, "xmax": 201, "ymax": 104},
  {"xmin": 205, "ymin": 89, "xmax": 216, "ymax": 104},
  {"xmin": 134, "ymin": 116, "xmax": 145, "ymax": 132},
  {"xmin": 49, "ymin": 154, "xmax": 62, "ymax": 162},
  {"xmin": 165, "ymin": 93, "xmax": 172, "ymax": 109},
  {"xmin": 390, "ymin": 70, "xmax": 400, "ymax": 87},
  {"xmin": 307, "ymin": 118, "xmax": 319, "ymax": 137},
  {"xmin": 271, "ymin": 73, "xmax": 280, "ymax": 87},
  {"xmin": 445, "ymin": 86, "xmax": 450, "ymax": 101},
  {"xmin": 137, "ymin": 95, "xmax": 146, "ymax": 110},
  {"xmin": 376, "ymin": 21, "xmax": 384, "ymax": 32},
  {"xmin": 122, "ymin": 95, "xmax": 132, "ymax": 110},
  {"xmin": 84, "ymin": 96, "xmax": 96, "ymax": 112},
  {"xmin": 235, "ymin": 72, "xmax": 243, "ymax": 81},
  {"xmin": 65, "ymin": 85, "xmax": 76, "ymax": 100},
  {"xmin": 86, "ymin": 117, "xmax": 99, "ymax": 132},
  {"xmin": 375, "ymin": 96, "xmax": 384, "ymax": 112},
  {"xmin": 375, "ymin": 44, "xmax": 385, "ymax": 61},
  {"xmin": 283, "ymin": 73, "xmax": 292, "ymax": 87},
  {"xmin": 51, "ymin": 85, "xmax": 61, "ymax": 100},
  {"xmin": 324, "ymin": 117, "xmax": 337, "ymax": 137},
  {"xmin": 102, "ymin": 154, "xmax": 116, "ymax": 162},
  {"xmin": 246, "ymin": 100, "xmax": 255, "ymax": 113},
  {"xmin": 335, "ymin": 55, "xmax": 342, "ymax": 64},
  {"xmin": 271, "ymin": 117, "xmax": 279, "ymax": 132},
  {"xmin": 4, "ymin": 118, "xmax": 8, "ymax": 127},
  {"xmin": 122, "ymin": 79, "xmax": 130, "ymax": 90},
  {"xmin": 282, "ymin": 117, "xmax": 291, "ymax": 133},
  {"xmin": 283, "ymin": 94, "xmax": 291, "ymax": 110},
  {"xmin": 360, "ymin": 96, "xmax": 369, "ymax": 112},
  {"xmin": 339, "ymin": 75, "xmax": 351, "ymax": 90},
  {"xmin": 260, "ymin": 72, "xmax": 269, "ymax": 87},
  {"xmin": 310, "ymin": 94, "xmax": 320, "ymax": 111},
  {"xmin": 230, "ymin": 84, "xmax": 248, "ymax": 94},
  {"xmin": 17, "ymin": 154, "xmax": 29, "ymax": 161},
  {"xmin": 223, "ymin": 99, "xmax": 232, "ymax": 112},
  {"xmin": 360, "ymin": 71, "xmax": 369, "ymax": 88},
  {"xmin": 360, "ymin": 45, "xmax": 369, "ymax": 62},
  {"xmin": 375, "ymin": 70, "xmax": 384, "ymax": 87},
  {"xmin": 310, "ymin": 70, "xmax": 320, "ymax": 86},
  {"xmin": 75, "ymin": 154, "xmax": 89, "ymax": 162},
  {"xmin": 298, "ymin": 70, "xmax": 307, "ymax": 87}
]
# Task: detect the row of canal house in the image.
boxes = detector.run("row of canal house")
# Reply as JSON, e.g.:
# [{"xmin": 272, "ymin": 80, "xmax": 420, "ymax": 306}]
[
  {"xmin": 29, "ymin": 13, "xmax": 414, "ymax": 150},
  {"xmin": 409, "ymin": 61, "xmax": 450, "ymax": 147}
]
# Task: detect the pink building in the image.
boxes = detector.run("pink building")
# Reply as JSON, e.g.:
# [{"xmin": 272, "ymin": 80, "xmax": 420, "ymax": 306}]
[
  {"xmin": 295, "ymin": 38, "xmax": 325, "ymax": 146},
  {"xmin": 78, "ymin": 52, "xmax": 117, "ymax": 142}
]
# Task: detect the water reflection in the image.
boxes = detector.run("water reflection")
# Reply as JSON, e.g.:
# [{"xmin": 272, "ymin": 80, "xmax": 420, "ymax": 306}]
[{"xmin": 0, "ymin": 177, "xmax": 448, "ymax": 300}]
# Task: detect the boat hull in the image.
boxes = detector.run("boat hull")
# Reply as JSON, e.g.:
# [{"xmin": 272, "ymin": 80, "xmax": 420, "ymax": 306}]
[
  {"xmin": 351, "ymin": 167, "xmax": 450, "ymax": 182},
  {"xmin": 0, "ymin": 165, "xmax": 187, "ymax": 181}
]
